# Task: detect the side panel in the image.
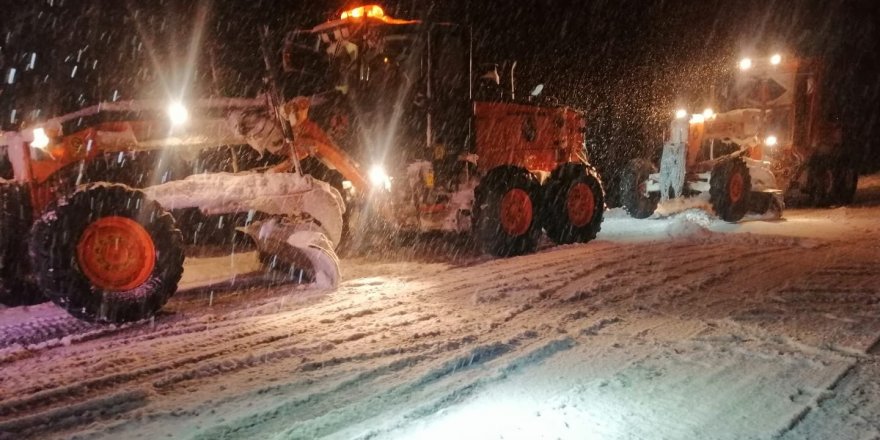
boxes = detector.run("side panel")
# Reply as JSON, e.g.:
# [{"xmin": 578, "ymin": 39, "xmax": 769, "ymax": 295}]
[{"xmin": 473, "ymin": 101, "xmax": 585, "ymax": 174}]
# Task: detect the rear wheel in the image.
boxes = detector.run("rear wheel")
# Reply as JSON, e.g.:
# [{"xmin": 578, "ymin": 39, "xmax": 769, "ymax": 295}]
[
  {"xmin": 542, "ymin": 164, "xmax": 604, "ymax": 244},
  {"xmin": 619, "ymin": 159, "xmax": 659, "ymax": 219},
  {"xmin": 710, "ymin": 158, "xmax": 751, "ymax": 222},
  {"xmin": 806, "ymin": 159, "xmax": 836, "ymax": 207},
  {"xmin": 474, "ymin": 167, "xmax": 542, "ymax": 257},
  {"xmin": 806, "ymin": 157, "xmax": 858, "ymax": 206},
  {"xmin": 29, "ymin": 184, "xmax": 184, "ymax": 323},
  {"xmin": 833, "ymin": 166, "xmax": 859, "ymax": 204}
]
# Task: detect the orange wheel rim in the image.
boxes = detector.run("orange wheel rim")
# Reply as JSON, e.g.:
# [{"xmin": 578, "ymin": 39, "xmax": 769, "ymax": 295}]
[
  {"xmin": 76, "ymin": 216, "xmax": 156, "ymax": 291},
  {"xmin": 567, "ymin": 182, "xmax": 595, "ymax": 227},
  {"xmin": 728, "ymin": 172, "xmax": 745, "ymax": 204},
  {"xmin": 500, "ymin": 188, "xmax": 533, "ymax": 236}
]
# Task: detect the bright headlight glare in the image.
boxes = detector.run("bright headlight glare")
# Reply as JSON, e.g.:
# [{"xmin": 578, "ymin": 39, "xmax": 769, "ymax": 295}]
[
  {"xmin": 739, "ymin": 58, "xmax": 752, "ymax": 70},
  {"xmin": 368, "ymin": 164, "xmax": 391, "ymax": 191},
  {"xmin": 31, "ymin": 127, "xmax": 50, "ymax": 149},
  {"xmin": 770, "ymin": 54, "xmax": 782, "ymax": 65},
  {"xmin": 167, "ymin": 101, "xmax": 189, "ymax": 126},
  {"xmin": 765, "ymin": 135, "xmax": 778, "ymax": 146},
  {"xmin": 675, "ymin": 108, "xmax": 688, "ymax": 119},
  {"xmin": 702, "ymin": 108, "xmax": 714, "ymax": 119}
]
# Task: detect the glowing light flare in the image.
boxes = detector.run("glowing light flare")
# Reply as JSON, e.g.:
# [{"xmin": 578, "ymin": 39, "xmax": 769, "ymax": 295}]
[
  {"xmin": 368, "ymin": 164, "xmax": 391, "ymax": 191},
  {"xmin": 765, "ymin": 135, "xmax": 778, "ymax": 146},
  {"xmin": 341, "ymin": 5, "xmax": 385, "ymax": 20},
  {"xmin": 739, "ymin": 58, "xmax": 752, "ymax": 70},
  {"xmin": 675, "ymin": 109, "xmax": 688, "ymax": 119},
  {"xmin": 167, "ymin": 101, "xmax": 189, "ymax": 126},
  {"xmin": 702, "ymin": 108, "xmax": 715, "ymax": 119},
  {"xmin": 30, "ymin": 127, "xmax": 50, "ymax": 149},
  {"xmin": 770, "ymin": 54, "xmax": 782, "ymax": 65}
]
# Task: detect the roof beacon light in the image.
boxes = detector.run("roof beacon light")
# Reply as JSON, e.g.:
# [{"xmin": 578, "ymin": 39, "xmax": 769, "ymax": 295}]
[{"xmin": 341, "ymin": 5, "xmax": 385, "ymax": 20}]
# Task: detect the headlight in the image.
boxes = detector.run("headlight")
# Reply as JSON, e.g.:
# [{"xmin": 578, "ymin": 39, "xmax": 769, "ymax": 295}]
[
  {"xmin": 739, "ymin": 58, "xmax": 752, "ymax": 70},
  {"xmin": 770, "ymin": 54, "xmax": 782, "ymax": 65},
  {"xmin": 764, "ymin": 135, "xmax": 778, "ymax": 146},
  {"xmin": 675, "ymin": 108, "xmax": 688, "ymax": 119},
  {"xmin": 702, "ymin": 108, "xmax": 714, "ymax": 119},
  {"xmin": 368, "ymin": 164, "xmax": 391, "ymax": 191},
  {"xmin": 31, "ymin": 127, "xmax": 50, "ymax": 149},
  {"xmin": 167, "ymin": 101, "xmax": 189, "ymax": 126}
]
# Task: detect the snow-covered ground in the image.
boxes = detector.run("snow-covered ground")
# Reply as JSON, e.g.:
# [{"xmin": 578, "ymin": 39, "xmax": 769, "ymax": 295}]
[{"xmin": 1, "ymin": 176, "xmax": 879, "ymax": 440}]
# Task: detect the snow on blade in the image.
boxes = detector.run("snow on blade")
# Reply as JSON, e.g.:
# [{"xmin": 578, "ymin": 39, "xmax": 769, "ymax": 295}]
[
  {"xmin": 239, "ymin": 218, "xmax": 341, "ymax": 288},
  {"xmin": 142, "ymin": 172, "xmax": 345, "ymax": 247}
]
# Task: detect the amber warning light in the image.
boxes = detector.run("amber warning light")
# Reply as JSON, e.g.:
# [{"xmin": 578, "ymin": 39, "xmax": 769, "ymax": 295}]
[{"xmin": 341, "ymin": 5, "xmax": 385, "ymax": 20}]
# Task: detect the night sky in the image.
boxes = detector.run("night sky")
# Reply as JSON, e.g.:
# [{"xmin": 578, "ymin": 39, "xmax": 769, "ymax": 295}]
[{"xmin": 2, "ymin": 0, "xmax": 878, "ymax": 175}]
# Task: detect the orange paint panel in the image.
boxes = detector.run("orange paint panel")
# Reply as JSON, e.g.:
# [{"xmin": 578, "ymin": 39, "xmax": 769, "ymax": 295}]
[{"xmin": 474, "ymin": 101, "xmax": 585, "ymax": 174}]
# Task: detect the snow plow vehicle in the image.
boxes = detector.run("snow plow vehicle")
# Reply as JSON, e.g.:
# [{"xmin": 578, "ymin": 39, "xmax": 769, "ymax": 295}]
[
  {"xmin": 620, "ymin": 54, "xmax": 857, "ymax": 221},
  {"xmin": 0, "ymin": 98, "xmax": 346, "ymax": 323},
  {"xmin": 276, "ymin": 4, "xmax": 605, "ymax": 256},
  {"xmin": 0, "ymin": 3, "xmax": 605, "ymax": 324}
]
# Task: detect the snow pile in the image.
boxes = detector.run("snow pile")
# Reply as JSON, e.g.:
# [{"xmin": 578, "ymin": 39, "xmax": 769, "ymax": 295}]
[{"xmin": 663, "ymin": 210, "xmax": 715, "ymax": 239}]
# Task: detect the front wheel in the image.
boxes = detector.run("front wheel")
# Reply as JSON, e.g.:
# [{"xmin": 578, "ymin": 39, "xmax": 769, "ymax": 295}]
[
  {"xmin": 710, "ymin": 158, "xmax": 751, "ymax": 222},
  {"xmin": 474, "ymin": 167, "xmax": 542, "ymax": 257},
  {"xmin": 619, "ymin": 158, "xmax": 659, "ymax": 219},
  {"xmin": 542, "ymin": 164, "xmax": 604, "ymax": 244},
  {"xmin": 29, "ymin": 184, "xmax": 184, "ymax": 323}
]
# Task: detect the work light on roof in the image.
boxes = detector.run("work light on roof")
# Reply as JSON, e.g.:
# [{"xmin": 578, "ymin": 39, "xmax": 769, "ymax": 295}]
[{"xmin": 341, "ymin": 5, "xmax": 385, "ymax": 20}]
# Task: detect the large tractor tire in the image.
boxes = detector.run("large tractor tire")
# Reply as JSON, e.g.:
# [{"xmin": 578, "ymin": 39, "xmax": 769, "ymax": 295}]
[
  {"xmin": 542, "ymin": 163, "xmax": 604, "ymax": 244},
  {"xmin": 0, "ymin": 183, "xmax": 44, "ymax": 306},
  {"xmin": 805, "ymin": 157, "xmax": 858, "ymax": 207},
  {"xmin": 832, "ymin": 165, "xmax": 859, "ymax": 205},
  {"xmin": 29, "ymin": 184, "xmax": 184, "ymax": 323},
  {"xmin": 619, "ymin": 158, "xmax": 659, "ymax": 219},
  {"xmin": 710, "ymin": 158, "xmax": 751, "ymax": 222},
  {"xmin": 806, "ymin": 159, "xmax": 836, "ymax": 207},
  {"xmin": 474, "ymin": 166, "xmax": 542, "ymax": 257}
]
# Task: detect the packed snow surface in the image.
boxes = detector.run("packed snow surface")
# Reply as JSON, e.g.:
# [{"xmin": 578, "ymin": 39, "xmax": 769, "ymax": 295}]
[{"xmin": 1, "ymin": 176, "xmax": 879, "ymax": 439}]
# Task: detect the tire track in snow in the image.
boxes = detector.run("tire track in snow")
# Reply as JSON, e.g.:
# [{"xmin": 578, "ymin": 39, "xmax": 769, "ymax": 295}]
[{"xmin": 1, "ymin": 230, "xmax": 871, "ymax": 439}]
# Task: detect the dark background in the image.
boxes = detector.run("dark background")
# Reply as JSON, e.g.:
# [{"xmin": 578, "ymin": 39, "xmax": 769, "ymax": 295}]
[{"xmin": 2, "ymin": 0, "xmax": 878, "ymax": 182}]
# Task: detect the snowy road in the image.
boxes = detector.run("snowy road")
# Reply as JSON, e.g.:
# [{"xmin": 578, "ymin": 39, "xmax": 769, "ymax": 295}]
[{"xmin": 1, "ymin": 178, "xmax": 880, "ymax": 440}]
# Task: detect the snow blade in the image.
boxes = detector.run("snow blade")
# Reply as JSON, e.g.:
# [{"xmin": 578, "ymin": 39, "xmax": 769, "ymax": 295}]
[
  {"xmin": 240, "ymin": 219, "xmax": 340, "ymax": 288},
  {"xmin": 144, "ymin": 172, "xmax": 344, "ymax": 288},
  {"xmin": 143, "ymin": 172, "xmax": 346, "ymax": 247}
]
